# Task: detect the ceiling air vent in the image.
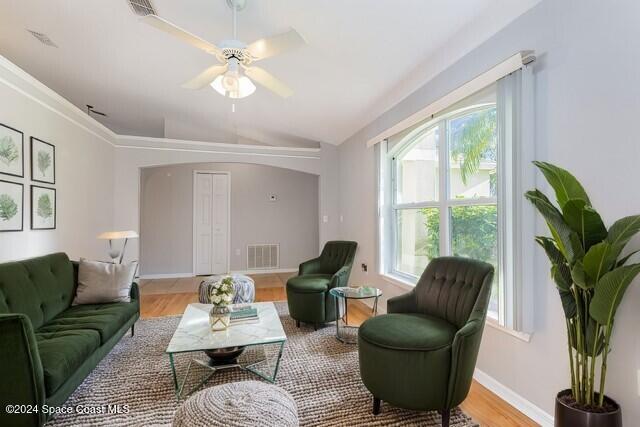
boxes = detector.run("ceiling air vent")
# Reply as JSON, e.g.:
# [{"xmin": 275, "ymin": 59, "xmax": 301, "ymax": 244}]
[
  {"xmin": 128, "ymin": 0, "xmax": 156, "ymax": 16},
  {"xmin": 27, "ymin": 30, "xmax": 57, "ymax": 47}
]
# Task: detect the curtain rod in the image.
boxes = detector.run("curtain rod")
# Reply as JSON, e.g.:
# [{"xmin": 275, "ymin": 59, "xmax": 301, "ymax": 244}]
[{"xmin": 366, "ymin": 51, "xmax": 535, "ymax": 148}]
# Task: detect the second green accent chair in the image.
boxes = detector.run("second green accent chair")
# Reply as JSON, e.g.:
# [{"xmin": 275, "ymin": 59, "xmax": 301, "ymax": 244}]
[
  {"xmin": 286, "ymin": 240, "xmax": 357, "ymax": 329},
  {"xmin": 358, "ymin": 256, "xmax": 494, "ymax": 427}
]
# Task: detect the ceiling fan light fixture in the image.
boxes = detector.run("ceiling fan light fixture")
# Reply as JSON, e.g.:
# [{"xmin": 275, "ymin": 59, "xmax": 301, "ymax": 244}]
[{"xmin": 211, "ymin": 74, "xmax": 255, "ymax": 99}]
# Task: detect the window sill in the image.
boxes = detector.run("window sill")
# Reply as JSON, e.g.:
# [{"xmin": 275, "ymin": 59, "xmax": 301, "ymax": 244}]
[
  {"xmin": 381, "ymin": 273, "xmax": 416, "ymax": 290},
  {"xmin": 485, "ymin": 318, "xmax": 532, "ymax": 343}
]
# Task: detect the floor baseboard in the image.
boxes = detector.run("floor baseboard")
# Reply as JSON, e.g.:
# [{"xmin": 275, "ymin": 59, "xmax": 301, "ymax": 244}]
[
  {"xmin": 473, "ymin": 368, "xmax": 554, "ymax": 427},
  {"xmin": 231, "ymin": 268, "xmax": 298, "ymax": 275},
  {"xmin": 138, "ymin": 273, "xmax": 194, "ymax": 280}
]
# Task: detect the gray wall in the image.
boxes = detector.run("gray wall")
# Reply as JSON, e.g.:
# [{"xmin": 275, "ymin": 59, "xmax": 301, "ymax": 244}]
[
  {"xmin": 140, "ymin": 162, "xmax": 319, "ymax": 275},
  {"xmin": 338, "ymin": 0, "xmax": 640, "ymax": 423}
]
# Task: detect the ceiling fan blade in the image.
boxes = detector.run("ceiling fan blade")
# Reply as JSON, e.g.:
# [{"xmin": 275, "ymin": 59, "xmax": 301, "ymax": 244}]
[
  {"xmin": 244, "ymin": 66, "xmax": 293, "ymax": 98},
  {"xmin": 246, "ymin": 29, "xmax": 306, "ymax": 61},
  {"xmin": 141, "ymin": 14, "xmax": 221, "ymax": 57},
  {"xmin": 92, "ymin": 110, "xmax": 107, "ymax": 117},
  {"xmin": 182, "ymin": 64, "xmax": 228, "ymax": 89}
]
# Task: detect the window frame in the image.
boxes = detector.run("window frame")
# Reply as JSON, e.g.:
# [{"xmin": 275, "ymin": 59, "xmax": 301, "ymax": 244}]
[{"xmin": 387, "ymin": 103, "xmax": 501, "ymax": 320}]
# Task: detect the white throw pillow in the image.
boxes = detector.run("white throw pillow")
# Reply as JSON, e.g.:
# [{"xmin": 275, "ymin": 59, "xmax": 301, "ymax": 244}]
[{"xmin": 73, "ymin": 259, "xmax": 138, "ymax": 305}]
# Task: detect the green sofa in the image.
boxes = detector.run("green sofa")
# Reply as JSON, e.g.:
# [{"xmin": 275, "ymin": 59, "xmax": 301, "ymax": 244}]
[
  {"xmin": 286, "ymin": 240, "xmax": 357, "ymax": 329},
  {"xmin": 358, "ymin": 256, "xmax": 494, "ymax": 427},
  {"xmin": 0, "ymin": 253, "xmax": 139, "ymax": 427}
]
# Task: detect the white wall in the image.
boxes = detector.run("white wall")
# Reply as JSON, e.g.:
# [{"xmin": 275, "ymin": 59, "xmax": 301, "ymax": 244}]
[
  {"xmin": 139, "ymin": 162, "xmax": 319, "ymax": 275},
  {"xmin": 338, "ymin": 0, "xmax": 640, "ymax": 424},
  {"xmin": 0, "ymin": 56, "xmax": 115, "ymax": 262}
]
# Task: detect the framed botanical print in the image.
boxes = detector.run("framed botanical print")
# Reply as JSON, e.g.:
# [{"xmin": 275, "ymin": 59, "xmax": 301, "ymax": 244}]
[
  {"xmin": 0, "ymin": 180, "xmax": 23, "ymax": 232},
  {"xmin": 31, "ymin": 137, "xmax": 55, "ymax": 184},
  {"xmin": 31, "ymin": 185, "xmax": 56, "ymax": 230},
  {"xmin": 0, "ymin": 123, "xmax": 24, "ymax": 178}
]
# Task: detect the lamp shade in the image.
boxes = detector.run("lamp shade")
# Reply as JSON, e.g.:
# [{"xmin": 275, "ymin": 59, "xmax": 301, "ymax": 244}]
[{"xmin": 97, "ymin": 230, "xmax": 139, "ymax": 240}]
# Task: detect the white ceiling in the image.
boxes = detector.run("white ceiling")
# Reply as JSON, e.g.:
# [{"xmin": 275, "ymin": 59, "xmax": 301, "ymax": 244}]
[{"xmin": 0, "ymin": 0, "xmax": 538, "ymax": 147}]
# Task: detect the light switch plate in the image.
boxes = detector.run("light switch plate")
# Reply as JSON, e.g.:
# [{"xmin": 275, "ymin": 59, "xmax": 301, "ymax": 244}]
[
  {"xmin": 323, "ymin": 215, "xmax": 328, "ymax": 223},
  {"xmin": 235, "ymin": 248, "xmax": 241, "ymax": 256}
]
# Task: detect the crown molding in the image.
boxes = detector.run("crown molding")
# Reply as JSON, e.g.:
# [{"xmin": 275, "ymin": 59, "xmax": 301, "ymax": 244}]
[{"xmin": 0, "ymin": 54, "xmax": 117, "ymax": 146}]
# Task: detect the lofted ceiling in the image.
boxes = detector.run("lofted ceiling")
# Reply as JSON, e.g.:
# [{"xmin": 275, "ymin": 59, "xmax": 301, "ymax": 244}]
[{"xmin": 0, "ymin": 0, "xmax": 538, "ymax": 147}]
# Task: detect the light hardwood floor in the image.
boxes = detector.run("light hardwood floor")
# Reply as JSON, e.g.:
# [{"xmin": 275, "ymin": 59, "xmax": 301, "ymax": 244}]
[{"xmin": 139, "ymin": 275, "xmax": 538, "ymax": 427}]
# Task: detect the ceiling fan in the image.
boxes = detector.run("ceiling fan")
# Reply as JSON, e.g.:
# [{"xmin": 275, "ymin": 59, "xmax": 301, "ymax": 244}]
[{"xmin": 142, "ymin": 0, "xmax": 305, "ymax": 99}]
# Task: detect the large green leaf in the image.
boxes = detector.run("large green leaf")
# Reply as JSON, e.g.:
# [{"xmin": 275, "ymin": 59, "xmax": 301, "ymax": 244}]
[
  {"xmin": 606, "ymin": 215, "xmax": 640, "ymax": 248},
  {"xmin": 525, "ymin": 189, "xmax": 583, "ymax": 263},
  {"xmin": 535, "ymin": 236, "xmax": 567, "ymax": 266},
  {"xmin": 561, "ymin": 199, "xmax": 607, "ymax": 249},
  {"xmin": 583, "ymin": 242, "xmax": 623, "ymax": 283},
  {"xmin": 533, "ymin": 161, "xmax": 590, "ymax": 208},
  {"xmin": 552, "ymin": 265, "xmax": 577, "ymax": 318},
  {"xmin": 589, "ymin": 264, "xmax": 640, "ymax": 325},
  {"xmin": 570, "ymin": 260, "xmax": 593, "ymax": 289}
]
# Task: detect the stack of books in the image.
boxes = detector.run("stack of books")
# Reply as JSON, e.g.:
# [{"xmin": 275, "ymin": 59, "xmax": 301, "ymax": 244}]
[{"xmin": 229, "ymin": 306, "xmax": 259, "ymax": 325}]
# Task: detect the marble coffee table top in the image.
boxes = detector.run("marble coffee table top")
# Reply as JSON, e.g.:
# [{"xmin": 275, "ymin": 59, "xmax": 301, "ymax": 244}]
[{"xmin": 166, "ymin": 302, "xmax": 286, "ymax": 354}]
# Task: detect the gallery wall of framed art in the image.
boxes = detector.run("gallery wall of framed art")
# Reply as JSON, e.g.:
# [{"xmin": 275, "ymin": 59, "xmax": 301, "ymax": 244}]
[{"xmin": 0, "ymin": 121, "xmax": 56, "ymax": 232}]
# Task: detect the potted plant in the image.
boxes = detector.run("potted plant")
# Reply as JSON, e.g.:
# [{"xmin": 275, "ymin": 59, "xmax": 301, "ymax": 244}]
[{"xmin": 526, "ymin": 161, "xmax": 640, "ymax": 427}]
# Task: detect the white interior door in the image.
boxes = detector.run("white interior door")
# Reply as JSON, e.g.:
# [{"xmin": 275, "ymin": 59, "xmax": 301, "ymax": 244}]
[{"xmin": 194, "ymin": 172, "xmax": 229, "ymax": 275}]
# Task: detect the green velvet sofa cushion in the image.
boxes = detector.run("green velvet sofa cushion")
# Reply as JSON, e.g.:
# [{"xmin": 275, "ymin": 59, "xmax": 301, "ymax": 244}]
[
  {"xmin": 35, "ymin": 329, "xmax": 101, "ymax": 396},
  {"xmin": 0, "ymin": 253, "xmax": 75, "ymax": 330},
  {"xmin": 38, "ymin": 301, "xmax": 138, "ymax": 343},
  {"xmin": 359, "ymin": 313, "xmax": 457, "ymax": 351},
  {"xmin": 286, "ymin": 274, "xmax": 332, "ymax": 293}
]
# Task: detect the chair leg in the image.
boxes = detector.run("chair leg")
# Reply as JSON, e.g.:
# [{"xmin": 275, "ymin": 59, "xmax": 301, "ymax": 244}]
[
  {"xmin": 372, "ymin": 397, "xmax": 381, "ymax": 415},
  {"xmin": 314, "ymin": 322, "xmax": 318, "ymax": 331},
  {"xmin": 296, "ymin": 320, "xmax": 300, "ymax": 328},
  {"xmin": 131, "ymin": 323, "xmax": 135, "ymax": 337},
  {"xmin": 440, "ymin": 409, "xmax": 450, "ymax": 427}
]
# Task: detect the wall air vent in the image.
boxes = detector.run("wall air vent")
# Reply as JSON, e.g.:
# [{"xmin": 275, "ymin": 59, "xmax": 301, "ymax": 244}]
[
  {"xmin": 247, "ymin": 244, "xmax": 279, "ymax": 270},
  {"xmin": 128, "ymin": 0, "xmax": 156, "ymax": 16},
  {"xmin": 27, "ymin": 30, "xmax": 57, "ymax": 47}
]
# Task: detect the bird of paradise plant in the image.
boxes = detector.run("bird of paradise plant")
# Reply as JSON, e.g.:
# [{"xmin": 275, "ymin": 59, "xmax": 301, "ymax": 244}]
[{"xmin": 525, "ymin": 161, "xmax": 640, "ymax": 409}]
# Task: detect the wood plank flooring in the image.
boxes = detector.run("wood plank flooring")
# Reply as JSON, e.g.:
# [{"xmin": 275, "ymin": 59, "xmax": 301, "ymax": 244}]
[{"xmin": 139, "ymin": 274, "xmax": 538, "ymax": 427}]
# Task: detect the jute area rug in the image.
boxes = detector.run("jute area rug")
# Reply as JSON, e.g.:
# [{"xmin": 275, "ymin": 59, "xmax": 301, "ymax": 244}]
[{"xmin": 46, "ymin": 303, "xmax": 477, "ymax": 426}]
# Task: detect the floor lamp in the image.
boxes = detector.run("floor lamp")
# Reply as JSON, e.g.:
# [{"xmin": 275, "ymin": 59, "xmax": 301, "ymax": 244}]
[{"xmin": 97, "ymin": 230, "xmax": 139, "ymax": 264}]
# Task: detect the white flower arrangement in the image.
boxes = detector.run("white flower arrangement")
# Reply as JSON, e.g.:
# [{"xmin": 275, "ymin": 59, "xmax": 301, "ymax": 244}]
[{"xmin": 208, "ymin": 276, "xmax": 234, "ymax": 306}]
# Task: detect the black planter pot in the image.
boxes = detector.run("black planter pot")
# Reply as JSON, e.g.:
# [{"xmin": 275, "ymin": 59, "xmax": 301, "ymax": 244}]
[{"xmin": 555, "ymin": 389, "xmax": 622, "ymax": 427}]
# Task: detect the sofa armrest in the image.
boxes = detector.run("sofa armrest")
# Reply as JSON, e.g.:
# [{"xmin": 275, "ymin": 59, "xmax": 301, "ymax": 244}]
[
  {"xmin": 299, "ymin": 257, "xmax": 323, "ymax": 275},
  {"xmin": 387, "ymin": 291, "xmax": 417, "ymax": 314},
  {"xmin": 0, "ymin": 314, "xmax": 46, "ymax": 427},
  {"xmin": 330, "ymin": 266, "xmax": 351, "ymax": 289},
  {"xmin": 446, "ymin": 269, "xmax": 492, "ymax": 409},
  {"xmin": 130, "ymin": 281, "xmax": 140, "ymax": 301}
]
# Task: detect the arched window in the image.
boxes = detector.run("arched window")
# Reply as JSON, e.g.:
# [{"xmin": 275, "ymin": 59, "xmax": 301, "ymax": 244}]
[{"xmin": 387, "ymin": 90, "xmax": 500, "ymax": 317}]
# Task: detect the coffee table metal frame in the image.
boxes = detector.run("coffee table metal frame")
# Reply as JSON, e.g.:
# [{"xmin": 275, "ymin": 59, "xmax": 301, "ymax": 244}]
[
  {"xmin": 167, "ymin": 340, "xmax": 286, "ymax": 399},
  {"xmin": 165, "ymin": 302, "xmax": 287, "ymax": 399},
  {"xmin": 330, "ymin": 286, "xmax": 382, "ymax": 344}
]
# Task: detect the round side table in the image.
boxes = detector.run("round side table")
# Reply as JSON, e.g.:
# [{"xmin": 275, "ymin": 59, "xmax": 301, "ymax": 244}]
[{"xmin": 329, "ymin": 286, "xmax": 382, "ymax": 344}]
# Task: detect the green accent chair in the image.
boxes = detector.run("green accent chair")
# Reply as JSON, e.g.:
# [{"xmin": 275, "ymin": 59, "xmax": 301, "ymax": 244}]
[
  {"xmin": 358, "ymin": 256, "xmax": 494, "ymax": 427},
  {"xmin": 0, "ymin": 253, "xmax": 139, "ymax": 427},
  {"xmin": 286, "ymin": 241, "xmax": 357, "ymax": 329}
]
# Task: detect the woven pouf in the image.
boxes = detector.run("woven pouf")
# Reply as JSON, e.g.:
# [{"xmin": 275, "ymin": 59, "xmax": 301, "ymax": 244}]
[
  {"xmin": 199, "ymin": 274, "xmax": 256, "ymax": 304},
  {"xmin": 173, "ymin": 381, "xmax": 299, "ymax": 427}
]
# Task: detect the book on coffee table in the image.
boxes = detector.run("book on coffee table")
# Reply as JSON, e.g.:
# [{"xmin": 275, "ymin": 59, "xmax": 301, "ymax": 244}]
[{"xmin": 230, "ymin": 306, "xmax": 258, "ymax": 323}]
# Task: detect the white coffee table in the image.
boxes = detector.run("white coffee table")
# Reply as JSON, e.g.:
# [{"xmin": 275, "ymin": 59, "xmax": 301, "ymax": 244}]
[{"xmin": 166, "ymin": 302, "xmax": 287, "ymax": 398}]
